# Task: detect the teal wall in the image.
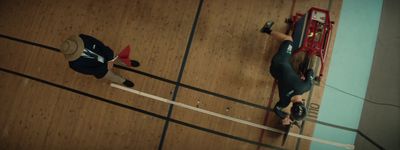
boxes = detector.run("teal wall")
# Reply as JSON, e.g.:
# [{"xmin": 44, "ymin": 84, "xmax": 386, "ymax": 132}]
[{"xmin": 311, "ymin": 0, "xmax": 383, "ymax": 149}]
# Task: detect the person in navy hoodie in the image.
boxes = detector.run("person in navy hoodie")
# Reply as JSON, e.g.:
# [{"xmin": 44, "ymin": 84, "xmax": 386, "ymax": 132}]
[{"xmin": 60, "ymin": 34, "xmax": 140, "ymax": 87}]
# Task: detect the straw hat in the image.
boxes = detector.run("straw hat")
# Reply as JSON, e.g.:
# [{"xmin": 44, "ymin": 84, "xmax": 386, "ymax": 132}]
[{"xmin": 60, "ymin": 35, "xmax": 84, "ymax": 61}]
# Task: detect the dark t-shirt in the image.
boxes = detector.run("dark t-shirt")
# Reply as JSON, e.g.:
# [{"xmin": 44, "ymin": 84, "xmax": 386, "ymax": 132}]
[
  {"xmin": 269, "ymin": 40, "xmax": 313, "ymax": 118},
  {"xmin": 69, "ymin": 34, "xmax": 114, "ymax": 78}
]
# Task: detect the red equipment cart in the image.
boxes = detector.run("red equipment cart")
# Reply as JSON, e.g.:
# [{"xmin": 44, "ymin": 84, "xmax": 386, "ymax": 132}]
[{"xmin": 289, "ymin": 7, "xmax": 334, "ymax": 81}]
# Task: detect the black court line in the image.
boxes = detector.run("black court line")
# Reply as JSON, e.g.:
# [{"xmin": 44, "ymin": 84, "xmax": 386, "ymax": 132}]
[
  {"xmin": 306, "ymin": 118, "xmax": 357, "ymax": 132},
  {"xmin": 0, "ymin": 34, "xmax": 59, "ymax": 52},
  {"xmin": 357, "ymin": 130, "xmax": 385, "ymax": 150},
  {"xmin": 0, "ymin": 67, "xmax": 284, "ymax": 150},
  {"xmin": 158, "ymin": 0, "xmax": 204, "ymax": 149},
  {"xmin": 0, "ymin": 33, "xmax": 361, "ymax": 136},
  {"xmin": 115, "ymin": 65, "xmax": 176, "ymax": 85}
]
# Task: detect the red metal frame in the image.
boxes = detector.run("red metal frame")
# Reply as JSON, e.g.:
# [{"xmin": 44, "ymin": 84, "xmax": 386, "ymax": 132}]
[{"xmin": 290, "ymin": 7, "xmax": 333, "ymax": 79}]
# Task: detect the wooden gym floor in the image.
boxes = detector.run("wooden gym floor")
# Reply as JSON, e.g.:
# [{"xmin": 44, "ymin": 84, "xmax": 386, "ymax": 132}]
[{"xmin": 0, "ymin": 0, "xmax": 344, "ymax": 149}]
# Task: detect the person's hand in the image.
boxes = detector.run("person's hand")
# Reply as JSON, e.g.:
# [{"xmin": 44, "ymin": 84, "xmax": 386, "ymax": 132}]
[
  {"xmin": 306, "ymin": 69, "xmax": 314, "ymax": 80},
  {"xmin": 282, "ymin": 116, "xmax": 292, "ymax": 125},
  {"xmin": 300, "ymin": 76, "xmax": 306, "ymax": 80},
  {"xmin": 107, "ymin": 61, "xmax": 114, "ymax": 70}
]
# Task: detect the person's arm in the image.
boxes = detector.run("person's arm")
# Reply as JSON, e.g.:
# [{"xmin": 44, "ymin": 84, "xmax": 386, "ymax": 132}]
[
  {"xmin": 80, "ymin": 34, "xmax": 104, "ymax": 47},
  {"xmin": 97, "ymin": 43, "xmax": 114, "ymax": 62},
  {"xmin": 273, "ymin": 104, "xmax": 289, "ymax": 119},
  {"xmin": 103, "ymin": 46, "xmax": 115, "ymax": 62},
  {"xmin": 305, "ymin": 69, "xmax": 314, "ymax": 82},
  {"xmin": 282, "ymin": 116, "xmax": 292, "ymax": 125},
  {"xmin": 300, "ymin": 69, "xmax": 314, "ymax": 91},
  {"xmin": 80, "ymin": 34, "xmax": 114, "ymax": 61}
]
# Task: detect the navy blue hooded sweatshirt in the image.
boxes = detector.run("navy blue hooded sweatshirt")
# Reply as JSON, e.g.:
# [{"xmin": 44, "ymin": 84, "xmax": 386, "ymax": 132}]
[{"xmin": 68, "ymin": 34, "xmax": 114, "ymax": 78}]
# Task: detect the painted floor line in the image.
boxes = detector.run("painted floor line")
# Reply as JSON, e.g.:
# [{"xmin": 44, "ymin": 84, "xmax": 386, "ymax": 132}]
[{"xmin": 111, "ymin": 83, "xmax": 355, "ymax": 150}]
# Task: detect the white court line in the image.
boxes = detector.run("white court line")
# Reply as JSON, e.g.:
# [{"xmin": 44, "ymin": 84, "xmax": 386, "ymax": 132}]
[{"xmin": 111, "ymin": 83, "xmax": 355, "ymax": 150}]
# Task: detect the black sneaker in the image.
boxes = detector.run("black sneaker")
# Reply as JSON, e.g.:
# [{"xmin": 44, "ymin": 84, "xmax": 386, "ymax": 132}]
[
  {"xmin": 130, "ymin": 60, "xmax": 140, "ymax": 67},
  {"xmin": 122, "ymin": 79, "xmax": 134, "ymax": 87},
  {"xmin": 260, "ymin": 21, "xmax": 274, "ymax": 33}
]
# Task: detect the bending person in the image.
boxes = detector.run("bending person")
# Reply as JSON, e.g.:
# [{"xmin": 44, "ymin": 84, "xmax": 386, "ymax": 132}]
[{"xmin": 261, "ymin": 21, "xmax": 314, "ymax": 125}]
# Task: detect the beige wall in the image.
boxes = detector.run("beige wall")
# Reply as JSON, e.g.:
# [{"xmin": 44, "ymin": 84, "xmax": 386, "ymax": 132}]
[{"xmin": 356, "ymin": 0, "xmax": 400, "ymax": 149}]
